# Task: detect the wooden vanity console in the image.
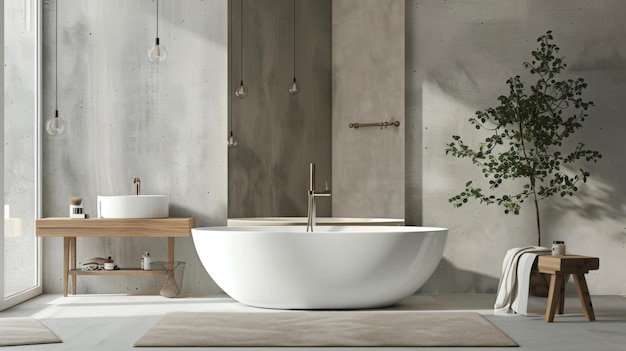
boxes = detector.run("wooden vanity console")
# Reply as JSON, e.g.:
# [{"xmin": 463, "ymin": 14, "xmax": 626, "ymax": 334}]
[{"xmin": 36, "ymin": 217, "xmax": 195, "ymax": 296}]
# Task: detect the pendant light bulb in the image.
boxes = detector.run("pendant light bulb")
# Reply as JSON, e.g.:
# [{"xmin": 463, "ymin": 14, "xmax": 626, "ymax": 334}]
[
  {"xmin": 227, "ymin": 131, "xmax": 238, "ymax": 147},
  {"xmin": 288, "ymin": 77, "xmax": 299, "ymax": 95},
  {"xmin": 48, "ymin": 1, "xmax": 65, "ymax": 136},
  {"xmin": 147, "ymin": 37, "xmax": 168, "ymax": 64},
  {"xmin": 235, "ymin": 80, "xmax": 248, "ymax": 98},
  {"xmin": 235, "ymin": 0, "xmax": 248, "ymax": 98},
  {"xmin": 46, "ymin": 110, "xmax": 66, "ymax": 136},
  {"xmin": 289, "ymin": 0, "xmax": 299, "ymax": 96},
  {"xmin": 148, "ymin": 0, "xmax": 167, "ymax": 64}
]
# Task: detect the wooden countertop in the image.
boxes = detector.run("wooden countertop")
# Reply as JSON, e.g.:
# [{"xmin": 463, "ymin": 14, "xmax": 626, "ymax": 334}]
[{"xmin": 36, "ymin": 217, "xmax": 195, "ymax": 237}]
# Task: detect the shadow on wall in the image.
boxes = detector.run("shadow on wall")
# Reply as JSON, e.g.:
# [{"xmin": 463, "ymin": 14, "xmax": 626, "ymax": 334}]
[
  {"xmin": 545, "ymin": 174, "xmax": 624, "ymax": 223},
  {"xmin": 419, "ymin": 258, "xmax": 500, "ymax": 294}
]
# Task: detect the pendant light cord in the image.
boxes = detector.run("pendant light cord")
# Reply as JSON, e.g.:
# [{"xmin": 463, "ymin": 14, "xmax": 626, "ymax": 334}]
[
  {"xmin": 293, "ymin": 0, "xmax": 296, "ymax": 81},
  {"xmin": 55, "ymin": 0, "xmax": 59, "ymax": 113},
  {"xmin": 240, "ymin": 0, "xmax": 243, "ymax": 83},
  {"xmin": 156, "ymin": 0, "xmax": 159, "ymax": 38},
  {"xmin": 229, "ymin": 2, "xmax": 233, "ymax": 132}
]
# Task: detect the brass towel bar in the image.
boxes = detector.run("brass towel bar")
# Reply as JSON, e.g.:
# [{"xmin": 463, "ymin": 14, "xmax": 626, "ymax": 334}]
[{"xmin": 348, "ymin": 120, "xmax": 400, "ymax": 129}]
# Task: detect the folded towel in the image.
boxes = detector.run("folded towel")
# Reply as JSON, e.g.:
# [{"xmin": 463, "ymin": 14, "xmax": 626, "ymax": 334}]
[
  {"xmin": 494, "ymin": 246, "xmax": 551, "ymax": 315},
  {"xmin": 80, "ymin": 264, "xmax": 102, "ymax": 271},
  {"xmin": 80, "ymin": 264, "xmax": 119, "ymax": 271}
]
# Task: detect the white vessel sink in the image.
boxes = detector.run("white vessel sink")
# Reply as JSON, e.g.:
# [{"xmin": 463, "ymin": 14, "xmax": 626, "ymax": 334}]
[{"xmin": 97, "ymin": 195, "xmax": 169, "ymax": 219}]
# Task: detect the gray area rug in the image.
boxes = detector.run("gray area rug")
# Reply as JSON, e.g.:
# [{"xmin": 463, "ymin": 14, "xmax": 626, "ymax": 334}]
[
  {"xmin": 0, "ymin": 317, "xmax": 62, "ymax": 346},
  {"xmin": 134, "ymin": 311, "xmax": 518, "ymax": 347}
]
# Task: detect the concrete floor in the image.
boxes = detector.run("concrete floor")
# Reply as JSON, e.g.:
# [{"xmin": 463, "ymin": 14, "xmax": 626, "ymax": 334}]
[{"xmin": 2, "ymin": 293, "xmax": 625, "ymax": 350}]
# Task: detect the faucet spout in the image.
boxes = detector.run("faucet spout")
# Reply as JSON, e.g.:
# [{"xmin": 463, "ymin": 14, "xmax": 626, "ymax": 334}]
[
  {"xmin": 306, "ymin": 163, "xmax": 331, "ymax": 232},
  {"xmin": 132, "ymin": 177, "xmax": 141, "ymax": 195}
]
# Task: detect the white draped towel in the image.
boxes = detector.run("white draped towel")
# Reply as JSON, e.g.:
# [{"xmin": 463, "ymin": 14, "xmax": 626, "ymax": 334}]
[{"xmin": 494, "ymin": 246, "xmax": 551, "ymax": 315}]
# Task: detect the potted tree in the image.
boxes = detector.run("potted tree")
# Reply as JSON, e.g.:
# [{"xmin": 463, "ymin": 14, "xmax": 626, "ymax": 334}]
[{"xmin": 445, "ymin": 31, "xmax": 602, "ymax": 294}]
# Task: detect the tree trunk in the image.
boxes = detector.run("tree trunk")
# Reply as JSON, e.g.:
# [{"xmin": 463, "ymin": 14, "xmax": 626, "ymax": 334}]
[
  {"xmin": 530, "ymin": 187, "xmax": 549, "ymax": 297},
  {"xmin": 533, "ymin": 192, "xmax": 541, "ymax": 246}
]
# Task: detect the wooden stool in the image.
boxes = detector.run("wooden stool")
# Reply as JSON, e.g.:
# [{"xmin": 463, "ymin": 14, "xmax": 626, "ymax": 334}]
[{"xmin": 537, "ymin": 255, "xmax": 599, "ymax": 322}]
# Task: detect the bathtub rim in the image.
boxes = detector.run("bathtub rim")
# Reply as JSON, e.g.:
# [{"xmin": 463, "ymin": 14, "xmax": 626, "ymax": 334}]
[
  {"xmin": 194, "ymin": 225, "xmax": 448, "ymax": 234},
  {"xmin": 227, "ymin": 217, "xmax": 405, "ymax": 226}
]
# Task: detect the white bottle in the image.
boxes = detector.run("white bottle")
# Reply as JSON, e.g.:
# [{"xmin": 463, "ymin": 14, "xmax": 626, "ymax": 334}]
[
  {"xmin": 551, "ymin": 241, "xmax": 566, "ymax": 256},
  {"xmin": 104, "ymin": 256, "xmax": 115, "ymax": 271},
  {"xmin": 142, "ymin": 252, "xmax": 152, "ymax": 271}
]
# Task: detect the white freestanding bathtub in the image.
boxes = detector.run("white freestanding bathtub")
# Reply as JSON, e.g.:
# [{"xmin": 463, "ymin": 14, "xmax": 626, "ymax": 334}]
[{"xmin": 191, "ymin": 225, "xmax": 448, "ymax": 309}]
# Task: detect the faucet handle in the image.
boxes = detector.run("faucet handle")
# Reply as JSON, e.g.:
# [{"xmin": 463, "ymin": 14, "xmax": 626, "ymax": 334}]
[{"xmin": 312, "ymin": 181, "xmax": 331, "ymax": 196}]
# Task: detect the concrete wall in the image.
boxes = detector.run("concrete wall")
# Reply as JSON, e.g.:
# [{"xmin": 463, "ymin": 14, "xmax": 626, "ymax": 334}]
[
  {"xmin": 41, "ymin": 0, "xmax": 227, "ymax": 295},
  {"xmin": 37, "ymin": 0, "xmax": 626, "ymax": 296},
  {"xmin": 408, "ymin": 0, "xmax": 626, "ymax": 294},
  {"xmin": 332, "ymin": 0, "xmax": 405, "ymax": 218},
  {"xmin": 228, "ymin": 0, "xmax": 331, "ymax": 219}
]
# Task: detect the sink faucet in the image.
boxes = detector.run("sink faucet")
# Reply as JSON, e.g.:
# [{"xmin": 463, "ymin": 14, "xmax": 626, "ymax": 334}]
[
  {"xmin": 132, "ymin": 177, "xmax": 141, "ymax": 195},
  {"xmin": 306, "ymin": 163, "xmax": 331, "ymax": 232}
]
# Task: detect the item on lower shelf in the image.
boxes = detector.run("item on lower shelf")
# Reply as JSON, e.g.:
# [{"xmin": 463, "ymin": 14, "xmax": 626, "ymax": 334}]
[
  {"xmin": 104, "ymin": 256, "xmax": 115, "ymax": 271},
  {"xmin": 81, "ymin": 264, "xmax": 100, "ymax": 271},
  {"xmin": 80, "ymin": 257, "xmax": 105, "ymax": 271},
  {"xmin": 142, "ymin": 252, "xmax": 152, "ymax": 271}
]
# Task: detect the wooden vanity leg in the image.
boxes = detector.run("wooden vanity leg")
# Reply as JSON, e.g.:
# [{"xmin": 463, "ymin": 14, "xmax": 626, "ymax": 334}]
[
  {"xmin": 168, "ymin": 237, "xmax": 175, "ymax": 269},
  {"xmin": 63, "ymin": 237, "xmax": 69, "ymax": 297},
  {"xmin": 70, "ymin": 237, "xmax": 77, "ymax": 295}
]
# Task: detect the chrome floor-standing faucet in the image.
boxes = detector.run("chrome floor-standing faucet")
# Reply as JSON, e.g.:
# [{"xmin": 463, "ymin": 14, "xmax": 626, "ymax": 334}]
[{"xmin": 306, "ymin": 163, "xmax": 331, "ymax": 232}]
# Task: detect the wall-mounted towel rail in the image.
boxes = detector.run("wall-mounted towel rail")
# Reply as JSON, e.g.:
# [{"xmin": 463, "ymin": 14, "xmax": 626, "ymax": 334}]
[{"xmin": 348, "ymin": 120, "xmax": 400, "ymax": 129}]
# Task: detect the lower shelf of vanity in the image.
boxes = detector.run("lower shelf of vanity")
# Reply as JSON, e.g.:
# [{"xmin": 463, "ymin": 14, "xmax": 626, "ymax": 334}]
[{"xmin": 68, "ymin": 269, "xmax": 168, "ymax": 276}]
